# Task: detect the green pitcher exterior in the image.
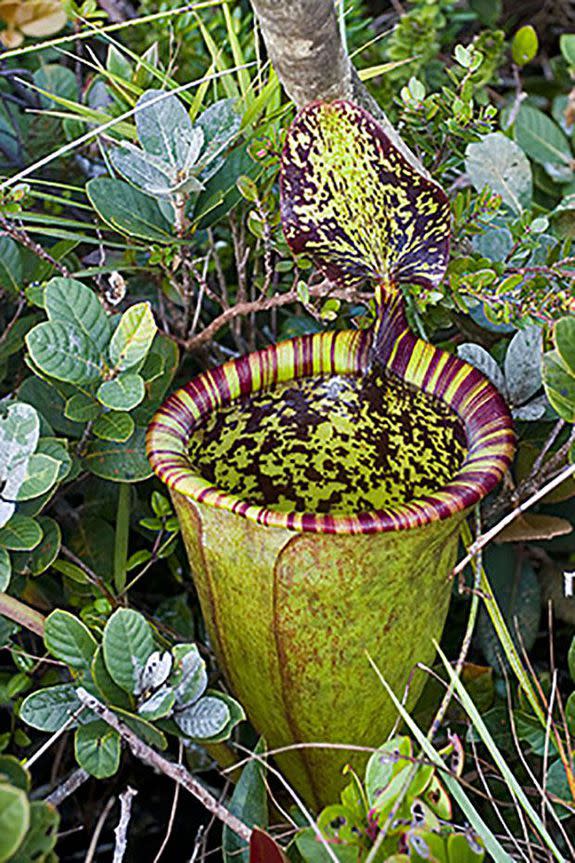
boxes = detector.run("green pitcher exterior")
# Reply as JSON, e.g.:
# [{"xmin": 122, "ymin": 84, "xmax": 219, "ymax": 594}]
[{"xmin": 147, "ymin": 100, "xmax": 515, "ymax": 807}]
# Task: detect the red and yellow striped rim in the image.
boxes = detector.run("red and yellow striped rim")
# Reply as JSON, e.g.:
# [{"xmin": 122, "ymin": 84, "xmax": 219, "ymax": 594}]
[{"xmin": 146, "ymin": 321, "xmax": 515, "ymax": 535}]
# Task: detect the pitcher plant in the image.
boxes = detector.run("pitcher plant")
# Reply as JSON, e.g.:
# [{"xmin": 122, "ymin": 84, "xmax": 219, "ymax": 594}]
[{"xmin": 146, "ymin": 100, "xmax": 515, "ymax": 808}]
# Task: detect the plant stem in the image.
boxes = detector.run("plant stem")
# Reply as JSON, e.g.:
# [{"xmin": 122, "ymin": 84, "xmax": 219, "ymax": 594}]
[
  {"xmin": 0, "ymin": 592, "xmax": 45, "ymax": 636},
  {"xmin": 114, "ymin": 484, "xmax": 130, "ymax": 594},
  {"xmin": 113, "ymin": 786, "xmax": 137, "ymax": 863},
  {"xmin": 454, "ymin": 462, "xmax": 575, "ymax": 578},
  {"xmin": 75, "ymin": 688, "xmax": 252, "ymax": 843},
  {"xmin": 177, "ymin": 280, "xmax": 371, "ymax": 352},
  {"xmin": 0, "ymin": 214, "xmax": 71, "ymax": 277}
]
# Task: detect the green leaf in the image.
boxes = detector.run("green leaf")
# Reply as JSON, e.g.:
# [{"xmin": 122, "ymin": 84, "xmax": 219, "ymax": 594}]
[
  {"xmin": 174, "ymin": 695, "xmax": 230, "ymax": 739},
  {"xmin": 512, "ymin": 26, "xmax": 538, "ymax": 66},
  {"xmin": 195, "ymin": 144, "xmax": 260, "ymax": 230},
  {"xmin": 51, "ymin": 559, "xmax": 91, "ymax": 584},
  {"xmin": 0, "ymin": 515, "xmax": 43, "ymax": 551},
  {"xmin": 465, "ymin": 133, "xmax": 532, "ymax": 214},
  {"xmin": 36, "ymin": 438, "xmax": 72, "ymax": 482},
  {"xmin": 555, "ymin": 316, "xmax": 575, "ymax": 374},
  {"xmin": 113, "ymin": 706, "xmax": 168, "ymax": 749},
  {"xmin": 295, "ymin": 829, "xmax": 356, "ymax": 863},
  {"xmin": 83, "ymin": 426, "xmax": 153, "ymax": 482},
  {"xmin": 0, "ymin": 402, "xmax": 40, "ymax": 526},
  {"xmin": 97, "ymin": 373, "xmax": 145, "ymax": 411},
  {"xmin": 136, "ymin": 334, "xmax": 178, "ymax": 416},
  {"xmin": 109, "ymin": 302, "xmax": 157, "ymax": 371},
  {"xmin": 26, "ymin": 321, "xmax": 104, "ymax": 384},
  {"xmin": 87, "ymin": 177, "xmax": 174, "ymax": 243},
  {"xmin": 196, "ymin": 98, "xmax": 241, "ymax": 178},
  {"xmin": 14, "ymin": 453, "xmax": 60, "ymax": 501},
  {"xmin": 140, "ymin": 351, "xmax": 164, "ymax": 384},
  {"xmin": 20, "ymin": 684, "xmax": 83, "ymax": 732},
  {"xmin": 65, "ymin": 392, "xmax": 101, "ymax": 422},
  {"xmin": 0, "ymin": 756, "xmax": 30, "ymax": 792},
  {"xmin": 93, "ymin": 411, "xmax": 135, "ymax": 443},
  {"xmin": 91, "ymin": 646, "xmax": 132, "ymax": 710},
  {"xmin": 127, "ymin": 549, "xmax": 152, "ymax": 570},
  {"xmin": 106, "ymin": 44, "xmax": 133, "ymax": 79},
  {"xmin": 560, "ymin": 33, "xmax": 575, "ymax": 66},
  {"xmin": 110, "ymin": 144, "xmax": 175, "ymax": 196},
  {"xmin": 0, "ymin": 314, "xmax": 42, "ymax": 365},
  {"xmin": 44, "ymin": 610, "xmax": 97, "ymax": 672},
  {"xmin": 569, "ymin": 638, "xmax": 575, "ymax": 683},
  {"xmin": 18, "ymin": 377, "xmax": 83, "ymax": 438},
  {"xmin": 151, "ymin": 492, "xmax": 171, "ymax": 518},
  {"xmin": 545, "ymin": 759, "xmax": 573, "ymax": 820},
  {"xmin": 543, "ymin": 350, "xmax": 575, "ymax": 422},
  {"xmin": 0, "ymin": 548, "xmax": 11, "ymax": 592},
  {"xmin": 515, "ymin": 105, "xmax": 573, "ymax": 181},
  {"xmin": 12, "ymin": 515, "xmax": 61, "ymax": 576},
  {"xmin": 75, "ymin": 720, "xmax": 121, "ymax": 779},
  {"xmin": 170, "ymin": 644, "xmax": 207, "ymax": 707},
  {"xmin": 138, "ymin": 686, "xmax": 175, "ymax": 721},
  {"xmin": 9, "ymin": 800, "xmax": 59, "ymax": 863},
  {"xmin": 365, "ymin": 736, "xmax": 413, "ymax": 805},
  {"xmin": 68, "ymin": 515, "xmax": 115, "ymax": 581},
  {"xmin": 504, "ymin": 327, "xmax": 543, "ymax": 405},
  {"xmin": 0, "ymin": 237, "xmax": 22, "ymax": 293},
  {"xmin": 135, "ymin": 89, "xmax": 194, "ymax": 167},
  {"xmin": 564, "ymin": 691, "xmax": 575, "ymax": 735},
  {"xmin": 458, "ymin": 343, "xmax": 506, "ymax": 393},
  {"xmin": 0, "ymin": 784, "xmax": 29, "ymax": 863},
  {"xmin": 447, "ymin": 833, "xmax": 485, "ymax": 862},
  {"xmin": 44, "ymin": 278, "xmax": 110, "ymax": 353},
  {"xmin": 0, "ymin": 617, "xmax": 19, "ymax": 648},
  {"xmin": 34, "ymin": 64, "xmax": 78, "ymax": 107},
  {"xmin": 103, "ymin": 608, "xmax": 155, "ymax": 694},
  {"xmin": 223, "ymin": 738, "xmax": 268, "ymax": 863},
  {"xmin": 236, "ymin": 174, "xmax": 258, "ymax": 202}
]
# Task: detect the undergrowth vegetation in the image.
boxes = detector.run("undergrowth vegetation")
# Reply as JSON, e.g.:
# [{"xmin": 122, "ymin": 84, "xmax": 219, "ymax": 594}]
[{"xmin": 0, "ymin": 0, "xmax": 574, "ymax": 860}]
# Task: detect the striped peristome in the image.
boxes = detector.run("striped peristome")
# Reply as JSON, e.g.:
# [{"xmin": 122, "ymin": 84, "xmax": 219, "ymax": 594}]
[{"xmin": 147, "ymin": 293, "xmax": 515, "ymax": 534}]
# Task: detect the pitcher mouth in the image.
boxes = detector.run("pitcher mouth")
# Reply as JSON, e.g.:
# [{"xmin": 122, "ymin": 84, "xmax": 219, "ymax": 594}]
[{"xmin": 146, "ymin": 324, "xmax": 515, "ymax": 535}]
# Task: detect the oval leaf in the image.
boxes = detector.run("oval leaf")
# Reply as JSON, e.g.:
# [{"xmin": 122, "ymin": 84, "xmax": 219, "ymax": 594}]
[
  {"xmin": 87, "ymin": 177, "xmax": 173, "ymax": 243},
  {"xmin": 44, "ymin": 610, "xmax": 97, "ymax": 672},
  {"xmin": 465, "ymin": 133, "xmax": 532, "ymax": 214},
  {"xmin": 26, "ymin": 322, "xmax": 103, "ymax": 385},
  {"xmin": 20, "ymin": 684, "xmax": 83, "ymax": 732},
  {"xmin": 174, "ymin": 695, "xmax": 230, "ymax": 739},
  {"xmin": 109, "ymin": 302, "xmax": 157, "ymax": 371},
  {"xmin": 102, "ymin": 608, "xmax": 155, "ymax": 694},
  {"xmin": 0, "ymin": 784, "xmax": 29, "ymax": 863},
  {"xmin": 74, "ymin": 720, "xmax": 121, "ymax": 779}
]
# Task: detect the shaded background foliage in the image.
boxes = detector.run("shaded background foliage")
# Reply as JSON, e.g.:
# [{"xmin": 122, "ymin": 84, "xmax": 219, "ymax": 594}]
[{"xmin": 0, "ymin": 0, "xmax": 574, "ymax": 860}]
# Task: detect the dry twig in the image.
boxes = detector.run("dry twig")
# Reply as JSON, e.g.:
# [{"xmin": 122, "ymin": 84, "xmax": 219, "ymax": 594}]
[
  {"xmin": 176, "ymin": 280, "xmax": 371, "ymax": 352},
  {"xmin": 454, "ymin": 462, "xmax": 575, "ymax": 579},
  {"xmin": 46, "ymin": 768, "xmax": 90, "ymax": 806},
  {"xmin": 113, "ymin": 786, "xmax": 138, "ymax": 863},
  {"xmin": 75, "ymin": 688, "xmax": 252, "ymax": 843}
]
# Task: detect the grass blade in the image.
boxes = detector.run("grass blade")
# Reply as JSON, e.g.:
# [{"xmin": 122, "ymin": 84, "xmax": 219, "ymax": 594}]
[
  {"xmin": 435, "ymin": 642, "xmax": 565, "ymax": 862},
  {"xmin": 367, "ymin": 654, "xmax": 515, "ymax": 863}
]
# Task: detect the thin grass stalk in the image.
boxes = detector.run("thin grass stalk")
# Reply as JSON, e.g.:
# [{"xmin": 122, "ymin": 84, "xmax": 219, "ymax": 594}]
[
  {"xmin": 367, "ymin": 654, "xmax": 515, "ymax": 863},
  {"xmin": 434, "ymin": 643, "xmax": 565, "ymax": 862}
]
